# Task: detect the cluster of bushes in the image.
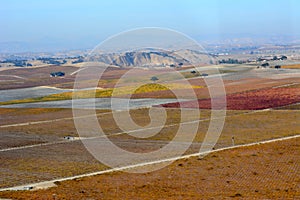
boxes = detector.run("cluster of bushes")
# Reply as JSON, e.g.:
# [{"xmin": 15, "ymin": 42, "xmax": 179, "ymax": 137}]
[
  {"xmin": 50, "ymin": 71, "xmax": 65, "ymax": 77},
  {"xmin": 258, "ymin": 62, "xmax": 281, "ymax": 69},
  {"xmin": 169, "ymin": 63, "xmax": 183, "ymax": 68}
]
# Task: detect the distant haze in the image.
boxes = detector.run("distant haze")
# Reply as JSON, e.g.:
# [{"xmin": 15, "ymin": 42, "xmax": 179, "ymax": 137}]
[{"xmin": 0, "ymin": 0, "xmax": 300, "ymax": 53}]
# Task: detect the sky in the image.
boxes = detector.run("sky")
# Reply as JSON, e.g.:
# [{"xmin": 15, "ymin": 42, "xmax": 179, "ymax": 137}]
[{"xmin": 0, "ymin": 0, "xmax": 299, "ymax": 51}]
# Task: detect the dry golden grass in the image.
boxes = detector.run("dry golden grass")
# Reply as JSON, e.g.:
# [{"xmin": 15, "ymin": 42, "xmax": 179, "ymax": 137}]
[
  {"xmin": 281, "ymin": 64, "xmax": 300, "ymax": 69},
  {"xmin": 276, "ymin": 103, "xmax": 300, "ymax": 110}
]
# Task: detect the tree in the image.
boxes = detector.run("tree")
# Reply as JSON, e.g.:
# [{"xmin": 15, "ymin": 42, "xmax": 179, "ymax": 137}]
[
  {"xmin": 257, "ymin": 57, "xmax": 263, "ymax": 62},
  {"xmin": 261, "ymin": 63, "xmax": 269, "ymax": 68},
  {"xmin": 280, "ymin": 55, "xmax": 287, "ymax": 60},
  {"xmin": 50, "ymin": 71, "xmax": 65, "ymax": 77},
  {"xmin": 274, "ymin": 65, "xmax": 281, "ymax": 69},
  {"xmin": 150, "ymin": 76, "xmax": 159, "ymax": 82}
]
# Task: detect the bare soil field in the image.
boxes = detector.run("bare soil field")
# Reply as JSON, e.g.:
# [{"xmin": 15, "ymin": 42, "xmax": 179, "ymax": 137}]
[
  {"xmin": 0, "ymin": 137, "xmax": 298, "ymax": 200},
  {"xmin": 161, "ymin": 87, "xmax": 300, "ymax": 110}
]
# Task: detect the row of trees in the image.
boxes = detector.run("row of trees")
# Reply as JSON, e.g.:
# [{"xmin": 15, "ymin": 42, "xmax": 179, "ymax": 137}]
[
  {"xmin": 0, "ymin": 59, "xmax": 32, "ymax": 67},
  {"xmin": 257, "ymin": 55, "xmax": 287, "ymax": 62},
  {"xmin": 37, "ymin": 57, "xmax": 67, "ymax": 65},
  {"xmin": 218, "ymin": 58, "xmax": 245, "ymax": 64}
]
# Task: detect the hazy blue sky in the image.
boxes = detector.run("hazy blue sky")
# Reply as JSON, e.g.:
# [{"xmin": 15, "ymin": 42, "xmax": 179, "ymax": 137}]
[{"xmin": 1, "ymin": 0, "xmax": 299, "ymax": 50}]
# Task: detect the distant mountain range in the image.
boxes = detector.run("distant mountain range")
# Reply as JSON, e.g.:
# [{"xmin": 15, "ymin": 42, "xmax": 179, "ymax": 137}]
[
  {"xmin": 0, "ymin": 39, "xmax": 95, "ymax": 54},
  {"xmin": 1, "ymin": 34, "xmax": 300, "ymax": 54}
]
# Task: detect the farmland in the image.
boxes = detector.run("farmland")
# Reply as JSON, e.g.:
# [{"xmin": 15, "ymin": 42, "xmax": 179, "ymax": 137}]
[
  {"xmin": 161, "ymin": 87, "xmax": 300, "ymax": 110},
  {"xmin": 0, "ymin": 63, "xmax": 299, "ymax": 199},
  {"xmin": 0, "ymin": 134, "xmax": 299, "ymax": 199},
  {"xmin": 2, "ymin": 1, "xmax": 300, "ymax": 199}
]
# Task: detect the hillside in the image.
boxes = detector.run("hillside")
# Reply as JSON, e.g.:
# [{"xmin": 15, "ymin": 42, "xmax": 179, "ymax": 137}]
[{"xmin": 89, "ymin": 49, "xmax": 212, "ymax": 67}]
